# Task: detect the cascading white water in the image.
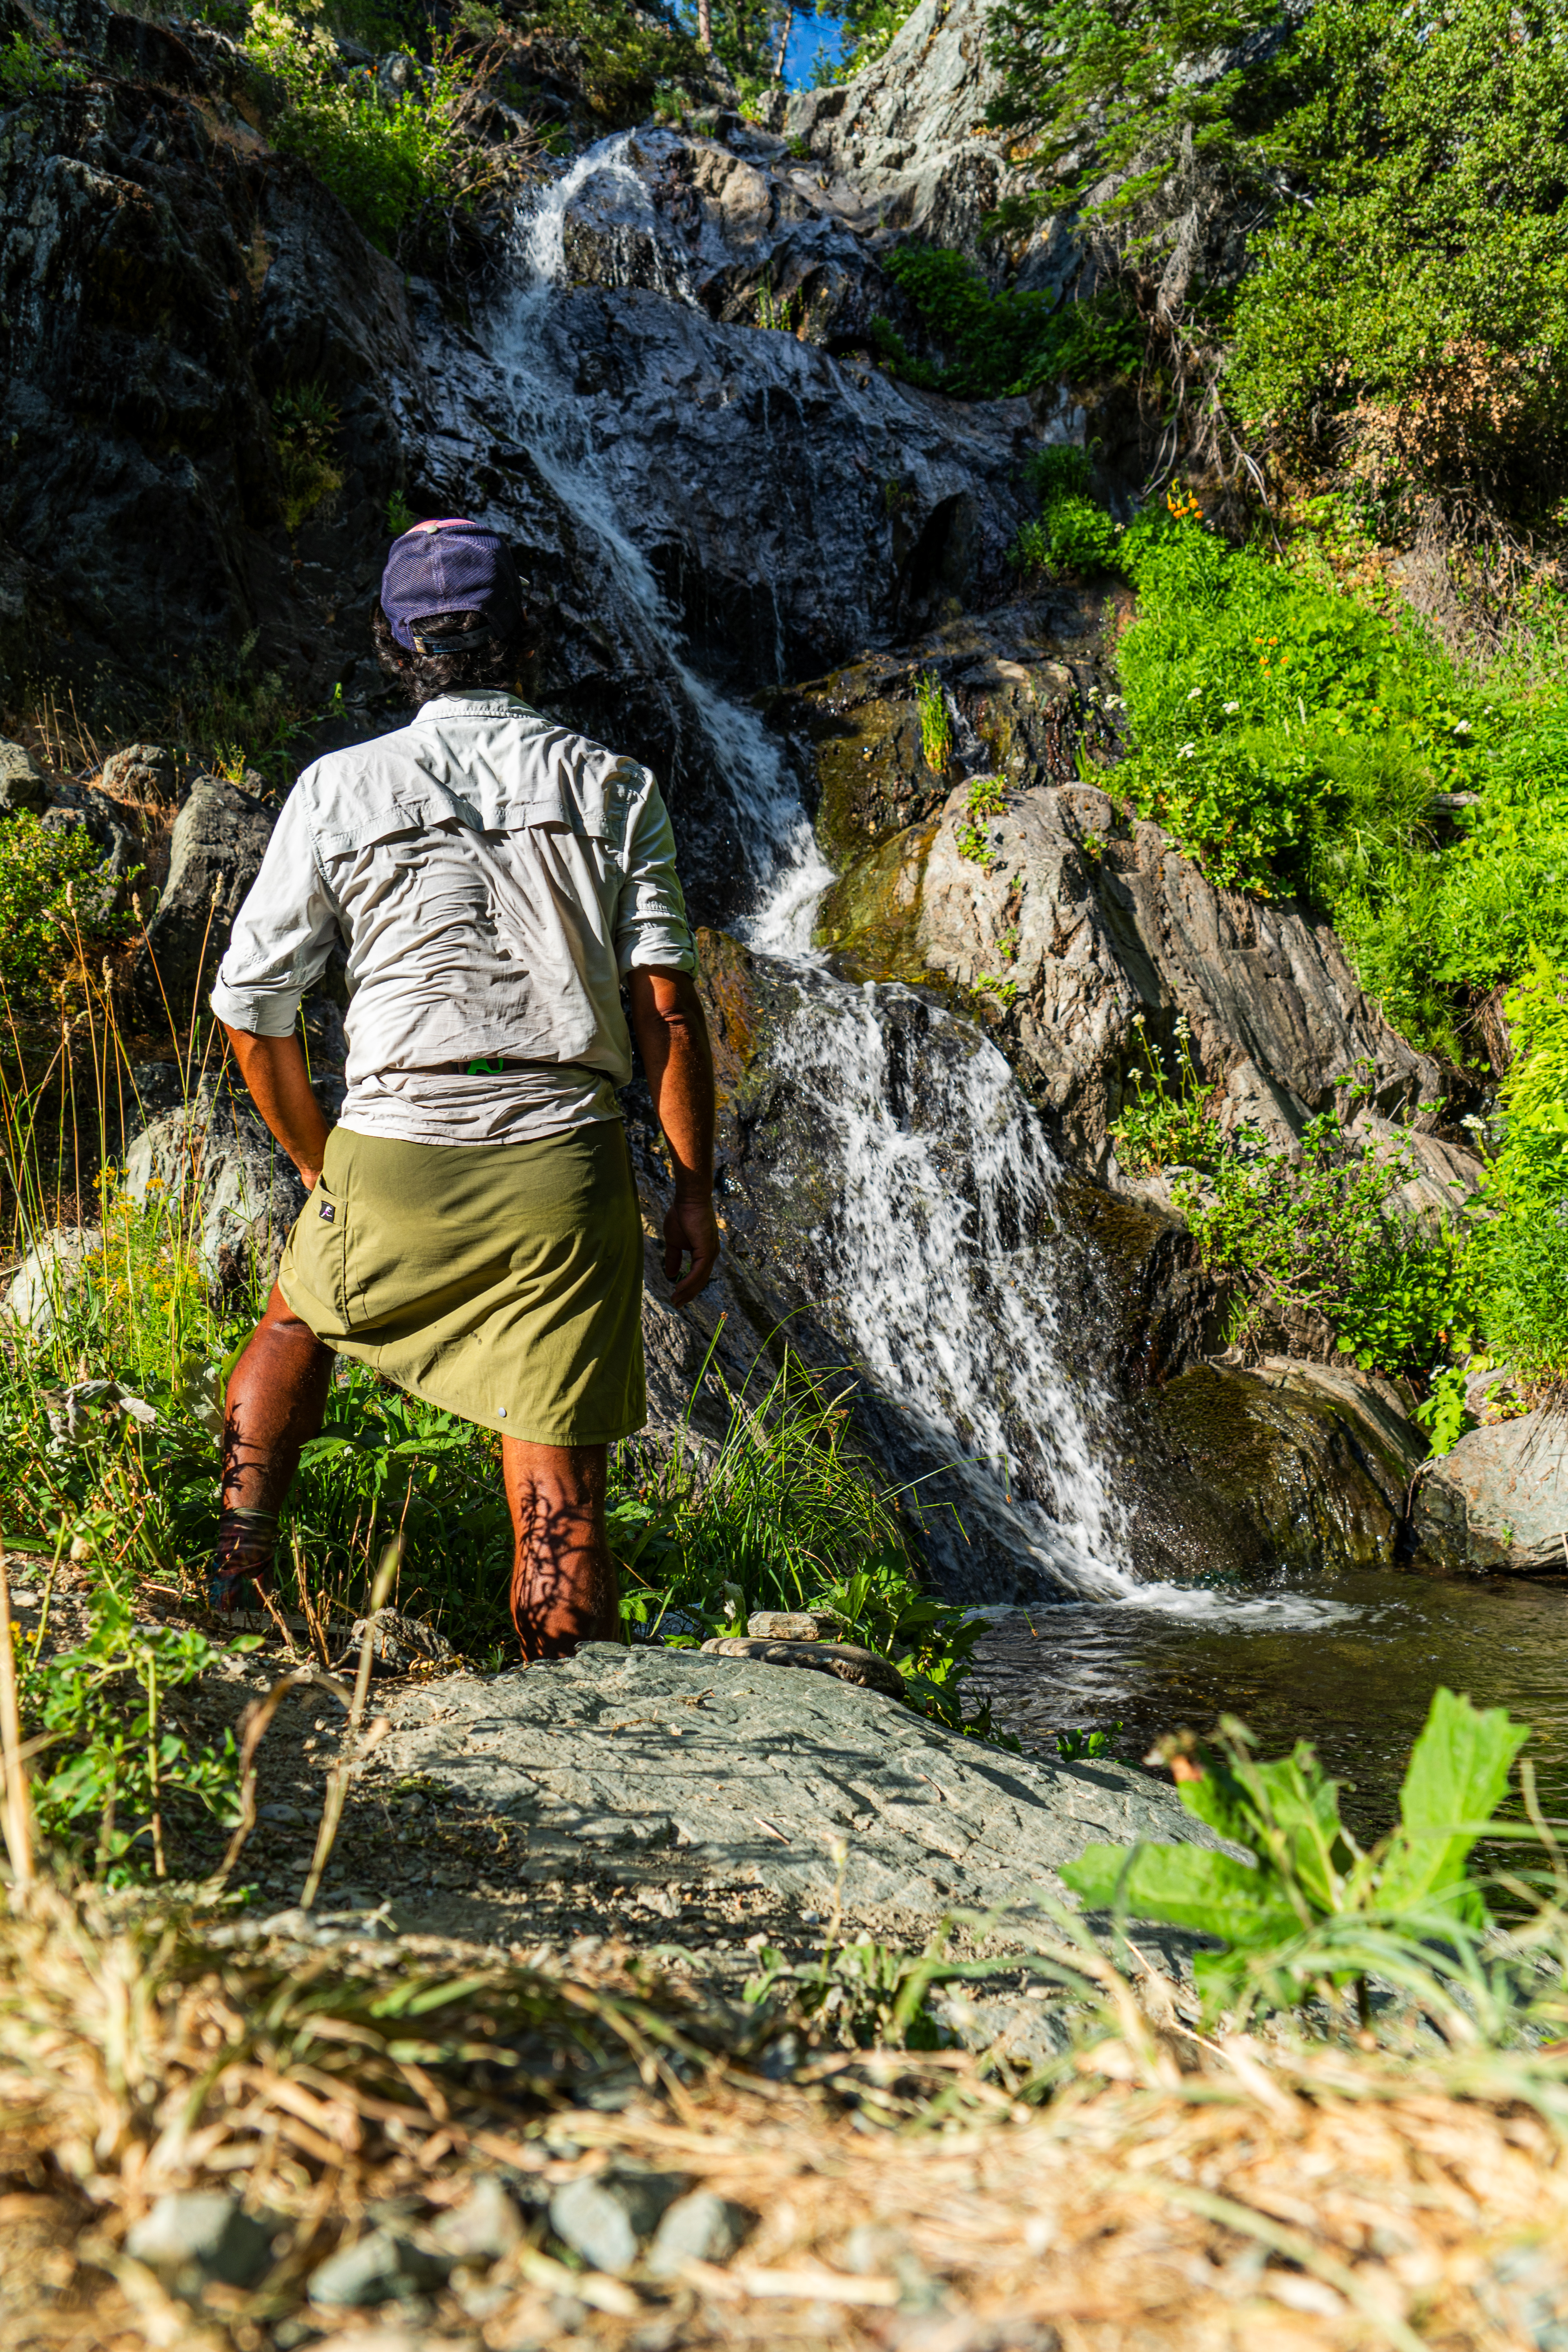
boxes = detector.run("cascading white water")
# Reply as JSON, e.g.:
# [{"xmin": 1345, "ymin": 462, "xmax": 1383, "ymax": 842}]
[
  {"xmin": 486, "ymin": 138, "xmax": 834, "ymax": 955},
  {"xmin": 768, "ymin": 978, "xmax": 1138, "ymax": 1598},
  {"xmin": 484, "ymin": 142, "xmax": 1139, "ymax": 1593}
]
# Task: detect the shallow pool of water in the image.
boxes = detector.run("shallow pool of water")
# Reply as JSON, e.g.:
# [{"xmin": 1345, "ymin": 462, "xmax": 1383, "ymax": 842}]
[{"xmin": 976, "ymin": 1569, "xmax": 1568, "ymax": 1845}]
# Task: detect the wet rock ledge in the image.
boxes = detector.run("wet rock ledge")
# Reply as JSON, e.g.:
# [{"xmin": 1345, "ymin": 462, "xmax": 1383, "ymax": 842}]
[{"xmin": 372, "ymin": 1642, "xmax": 1216, "ymax": 1917}]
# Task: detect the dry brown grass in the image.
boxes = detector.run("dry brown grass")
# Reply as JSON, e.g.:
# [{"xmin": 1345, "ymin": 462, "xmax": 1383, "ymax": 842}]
[{"xmin": 2, "ymin": 1880, "xmax": 1568, "ymax": 2352}]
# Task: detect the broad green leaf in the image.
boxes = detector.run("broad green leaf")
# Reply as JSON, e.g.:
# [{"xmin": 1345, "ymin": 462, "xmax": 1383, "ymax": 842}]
[
  {"xmin": 1061, "ymin": 1842, "xmax": 1299, "ymax": 1944},
  {"xmin": 1378, "ymin": 1685, "xmax": 1528, "ymax": 1911}
]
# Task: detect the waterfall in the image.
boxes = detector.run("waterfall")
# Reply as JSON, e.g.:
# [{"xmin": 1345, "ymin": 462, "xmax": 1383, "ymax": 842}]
[
  {"xmin": 767, "ymin": 977, "xmax": 1136, "ymax": 1596},
  {"xmin": 486, "ymin": 140, "xmax": 833, "ymax": 954},
  {"xmin": 479, "ymin": 140, "xmax": 1138, "ymax": 1597}
]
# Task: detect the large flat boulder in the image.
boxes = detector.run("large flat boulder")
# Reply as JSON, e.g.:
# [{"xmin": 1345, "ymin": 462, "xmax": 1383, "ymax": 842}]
[
  {"xmin": 1412, "ymin": 1412, "xmax": 1568, "ymax": 1575},
  {"xmin": 374, "ymin": 1643, "xmax": 1218, "ymax": 1915}
]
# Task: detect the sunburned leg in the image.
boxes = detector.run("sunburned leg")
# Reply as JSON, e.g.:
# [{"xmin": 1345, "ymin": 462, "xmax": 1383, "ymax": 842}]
[
  {"xmin": 212, "ymin": 1284, "xmax": 334, "ymax": 1612},
  {"xmin": 503, "ymin": 1438, "xmax": 619, "ymax": 1658}
]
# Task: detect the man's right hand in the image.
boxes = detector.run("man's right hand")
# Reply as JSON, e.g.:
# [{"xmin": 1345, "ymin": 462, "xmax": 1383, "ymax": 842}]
[{"xmin": 665, "ymin": 1191, "xmax": 720, "ymax": 1308}]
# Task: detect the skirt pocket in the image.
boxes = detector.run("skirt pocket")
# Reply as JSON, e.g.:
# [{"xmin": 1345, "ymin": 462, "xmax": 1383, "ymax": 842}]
[{"xmin": 287, "ymin": 1129, "xmax": 351, "ymax": 1327}]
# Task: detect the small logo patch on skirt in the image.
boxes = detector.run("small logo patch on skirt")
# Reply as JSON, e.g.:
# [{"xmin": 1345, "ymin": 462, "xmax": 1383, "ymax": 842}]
[{"xmin": 318, "ymin": 1201, "xmax": 336, "ymax": 1222}]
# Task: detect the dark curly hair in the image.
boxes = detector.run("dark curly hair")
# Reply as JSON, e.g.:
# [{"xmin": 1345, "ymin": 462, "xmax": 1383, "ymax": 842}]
[{"xmin": 372, "ymin": 601, "xmax": 524, "ymax": 704}]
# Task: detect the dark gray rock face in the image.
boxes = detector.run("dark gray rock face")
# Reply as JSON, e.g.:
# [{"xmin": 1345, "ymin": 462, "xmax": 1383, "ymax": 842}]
[
  {"xmin": 557, "ymin": 125, "xmax": 906, "ymax": 346},
  {"xmin": 134, "ymin": 778, "xmax": 275, "ymax": 1016},
  {"xmin": 1412, "ymin": 1412, "xmax": 1568, "ymax": 1575},
  {"xmin": 0, "ymin": 28, "xmax": 420, "ymax": 730},
  {"xmin": 375, "ymin": 1642, "xmax": 1221, "ymax": 1914},
  {"xmin": 408, "ymin": 144, "xmax": 1041, "ymax": 926}
]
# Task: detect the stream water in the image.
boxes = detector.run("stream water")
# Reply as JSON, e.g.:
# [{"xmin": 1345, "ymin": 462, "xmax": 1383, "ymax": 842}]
[
  {"xmin": 975, "ymin": 1571, "xmax": 1568, "ymax": 1846},
  {"xmin": 483, "ymin": 142, "xmax": 1568, "ymax": 1791}
]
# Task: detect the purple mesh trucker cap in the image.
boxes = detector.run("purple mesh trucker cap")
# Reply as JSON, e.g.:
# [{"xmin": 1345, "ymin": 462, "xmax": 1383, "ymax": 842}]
[{"xmin": 381, "ymin": 518, "xmax": 524, "ymax": 653}]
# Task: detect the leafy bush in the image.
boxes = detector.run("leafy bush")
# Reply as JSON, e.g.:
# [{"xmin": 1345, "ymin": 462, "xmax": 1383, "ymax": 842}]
[
  {"xmin": 1110, "ymin": 1011, "xmax": 1220, "ymax": 1175},
  {"xmin": 1466, "ymin": 955, "xmax": 1568, "ymax": 1386},
  {"xmin": 244, "ymin": 7, "xmax": 526, "ymax": 258},
  {"xmin": 0, "ymin": 31, "xmax": 87, "ymax": 94},
  {"xmin": 1062, "ymin": 1688, "xmax": 1533, "ymax": 2029},
  {"xmin": 1012, "ymin": 446, "xmax": 1122, "ymax": 576},
  {"xmin": 0, "ymin": 815, "xmax": 130, "ymax": 1017},
  {"xmin": 986, "ymin": 0, "xmax": 1568, "ymax": 529},
  {"xmin": 871, "ymin": 251, "xmax": 1144, "ymax": 403},
  {"xmin": 1177, "ymin": 1093, "xmax": 1471, "ymax": 1377},
  {"xmin": 550, "ymin": 0, "xmax": 702, "ymax": 118},
  {"xmin": 15, "ymin": 1510, "xmax": 253, "ymax": 1882},
  {"xmin": 1227, "ymin": 0, "xmax": 1568, "ymax": 525}
]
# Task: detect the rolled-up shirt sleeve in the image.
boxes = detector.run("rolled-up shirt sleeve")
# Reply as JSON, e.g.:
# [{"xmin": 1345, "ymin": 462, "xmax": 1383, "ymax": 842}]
[
  {"xmin": 209, "ymin": 784, "xmax": 343, "ymax": 1036},
  {"xmin": 615, "ymin": 775, "xmax": 696, "ymax": 975}
]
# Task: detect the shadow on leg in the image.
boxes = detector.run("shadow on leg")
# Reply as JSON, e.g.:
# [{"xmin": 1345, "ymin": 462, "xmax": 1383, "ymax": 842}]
[
  {"xmin": 212, "ymin": 1283, "xmax": 334, "ymax": 1612},
  {"xmin": 504, "ymin": 1439, "xmax": 618, "ymax": 1658}
]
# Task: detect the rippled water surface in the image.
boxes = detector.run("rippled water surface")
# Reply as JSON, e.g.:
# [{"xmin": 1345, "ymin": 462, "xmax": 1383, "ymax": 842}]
[{"xmin": 976, "ymin": 1571, "xmax": 1568, "ymax": 1842}]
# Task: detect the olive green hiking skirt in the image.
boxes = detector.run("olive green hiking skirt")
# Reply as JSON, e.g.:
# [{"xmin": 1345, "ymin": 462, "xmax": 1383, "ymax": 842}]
[{"xmin": 278, "ymin": 1122, "xmax": 646, "ymax": 1446}]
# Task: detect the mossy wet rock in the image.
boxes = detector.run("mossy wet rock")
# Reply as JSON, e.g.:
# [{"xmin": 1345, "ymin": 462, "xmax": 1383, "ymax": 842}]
[
  {"xmin": 1412, "ymin": 1412, "xmax": 1568, "ymax": 1575},
  {"xmin": 1130, "ymin": 1357, "xmax": 1428, "ymax": 1579},
  {"xmin": 776, "ymin": 593, "xmax": 1108, "ymax": 874}
]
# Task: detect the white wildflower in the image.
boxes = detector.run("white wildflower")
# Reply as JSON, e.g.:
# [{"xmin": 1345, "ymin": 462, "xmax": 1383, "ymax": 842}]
[
  {"xmin": 1223, "ymin": 700, "xmax": 1241, "ymax": 714},
  {"xmin": 1176, "ymin": 742, "xmax": 1196, "ymax": 759}
]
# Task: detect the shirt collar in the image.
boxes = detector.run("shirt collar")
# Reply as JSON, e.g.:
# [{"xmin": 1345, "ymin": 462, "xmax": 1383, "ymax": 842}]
[{"xmin": 415, "ymin": 691, "xmax": 537, "ymax": 722}]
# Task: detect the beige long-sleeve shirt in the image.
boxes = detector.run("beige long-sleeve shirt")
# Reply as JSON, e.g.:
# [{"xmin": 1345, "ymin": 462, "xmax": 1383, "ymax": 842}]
[{"xmin": 209, "ymin": 691, "xmax": 696, "ymax": 1146}]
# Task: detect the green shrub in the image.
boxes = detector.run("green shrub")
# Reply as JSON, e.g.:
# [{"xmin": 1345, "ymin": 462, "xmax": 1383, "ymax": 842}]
[
  {"xmin": 0, "ymin": 815, "xmax": 130, "ymax": 1018},
  {"xmin": 1465, "ymin": 955, "xmax": 1568, "ymax": 1385},
  {"xmin": 0, "ymin": 32, "xmax": 87, "ymax": 96},
  {"xmin": 272, "ymin": 381, "xmax": 342, "ymax": 532},
  {"xmin": 1108, "ymin": 503, "xmax": 1568, "ymax": 1055},
  {"xmin": 16, "ymin": 1509, "xmax": 252, "ymax": 1883},
  {"xmin": 1063, "ymin": 1689, "xmax": 1534, "ymax": 2031},
  {"xmin": 244, "ymin": 9, "xmax": 523, "ymax": 258},
  {"xmin": 548, "ymin": 0, "xmax": 701, "ymax": 118},
  {"xmin": 1174, "ymin": 1087, "xmax": 1472, "ymax": 1379},
  {"xmin": 1110, "ymin": 1012, "xmax": 1220, "ymax": 1176},
  {"xmin": 1011, "ymin": 444, "xmax": 1123, "ymax": 577},
  {"xmin": 986, "ymin": 0, "xmax": 1568, "ymax": 530}
]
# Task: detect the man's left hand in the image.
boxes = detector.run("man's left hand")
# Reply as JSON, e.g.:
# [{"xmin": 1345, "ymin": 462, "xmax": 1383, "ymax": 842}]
[{"xmin": 664, "ymin": 1192, "xmax": 720, "ymax": 1307}]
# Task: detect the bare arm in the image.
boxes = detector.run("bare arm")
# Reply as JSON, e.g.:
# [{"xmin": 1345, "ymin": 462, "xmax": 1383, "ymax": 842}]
[
  {"xmin": 223, "ymin": 1028, "xmax": 331, "ymax": 1191},
  {"xmin": 628, "ymin": 967, "xmax": 720, "ymax": 1308}
]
